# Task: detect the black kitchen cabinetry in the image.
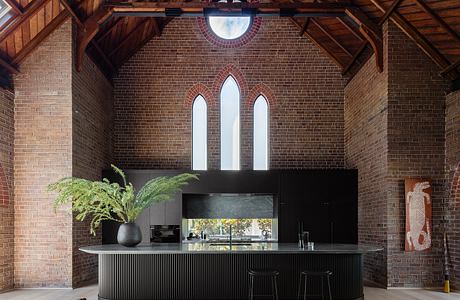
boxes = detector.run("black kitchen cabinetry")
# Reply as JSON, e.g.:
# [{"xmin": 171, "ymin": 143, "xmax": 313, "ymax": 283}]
[
  {"xmin": 278, "ymin": 170, "xmax": 358, "ymax": 243},
  {"xmin": 102, "ymin": 169, "xmax": 358, "ymax": 244}
]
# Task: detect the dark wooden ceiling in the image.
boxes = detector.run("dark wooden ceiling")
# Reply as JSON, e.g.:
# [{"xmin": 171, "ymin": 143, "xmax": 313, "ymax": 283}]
[{"xmin": 0, "ymin": 0, "xmax": 458, "ymax": 83}]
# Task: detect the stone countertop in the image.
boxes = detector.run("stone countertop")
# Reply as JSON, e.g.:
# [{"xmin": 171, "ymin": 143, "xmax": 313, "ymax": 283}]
[{"xmin": 80, "ymin": 243, "xmax": 383, "ymax": 255}]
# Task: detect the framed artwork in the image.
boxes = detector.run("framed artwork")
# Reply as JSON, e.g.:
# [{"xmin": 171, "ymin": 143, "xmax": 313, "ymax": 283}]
[{"xmin": 405, "ymin": 178, "xmax": 432, "ymax": 251}]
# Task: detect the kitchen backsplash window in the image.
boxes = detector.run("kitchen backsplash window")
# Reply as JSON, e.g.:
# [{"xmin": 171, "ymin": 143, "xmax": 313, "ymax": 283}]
[{"xmin": 184, "ymin": 218, "xmax": 277, "ymax": 241}]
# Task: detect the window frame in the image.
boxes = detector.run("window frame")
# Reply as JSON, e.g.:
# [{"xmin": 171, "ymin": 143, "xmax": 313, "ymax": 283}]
[
  {"xmin": 253, "ymin": 94, "xmax": 269, "ymax": 170},
  {"xmin": 192, "ymin": 95, "xmax": 208, "ymax": 171},
  {"xmin": 220, "ymin": 75, "xmax": 241, "ymax": 171}
]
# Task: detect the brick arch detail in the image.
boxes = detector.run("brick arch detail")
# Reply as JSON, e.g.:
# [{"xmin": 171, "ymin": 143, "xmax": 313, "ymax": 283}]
[
  {"xmin": 212, "ymin": 65, "xmax": 248, "ymax": 99},
  {"xmin": 246, "ymin": 83, "xmax": 275, "ymax": 109},
  {"xmin": 0, "ymin": 163, "xmax": 9, "ymax": 207},
  {"xmin": 185, "ymin": 83, "xmax": 215, "ymax": 108},
  {"xmin": 197, "ymin": 17, "xmax": 262, "ymax": 48}
]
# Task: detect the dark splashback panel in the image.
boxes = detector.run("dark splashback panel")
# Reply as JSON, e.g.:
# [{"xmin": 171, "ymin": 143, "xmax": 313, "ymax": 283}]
[{"xmin": 183, "ymin": 193, "xmax": 274, "ymax": 219}]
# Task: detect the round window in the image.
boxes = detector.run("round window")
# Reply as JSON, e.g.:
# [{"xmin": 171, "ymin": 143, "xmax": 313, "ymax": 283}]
[{"xmin": 207, "ymin": 16, "xmax": 252, "ymax": 40}]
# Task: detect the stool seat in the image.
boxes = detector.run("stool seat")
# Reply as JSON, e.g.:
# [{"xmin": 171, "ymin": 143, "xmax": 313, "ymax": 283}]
[
  {"xmin": 301, "ymin": 270, "xmax": 332, "ymax": 276},
  {"xmin": 248, "ymin": 268, "xmax": 280, "ymax": 276},
  {"xmin": 298, "ymin": 270, "xmax": 332, "ymax": 300},
  {"xmin": 248, "ymin": 268, "xmax": 279, "ymax": 300}
]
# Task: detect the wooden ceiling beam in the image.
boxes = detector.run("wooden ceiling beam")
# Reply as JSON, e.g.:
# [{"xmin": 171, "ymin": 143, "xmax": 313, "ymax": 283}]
[
  {"xmin": 440, "ymin": 60, "xmax": 460, "ymax": 76},
  {"xmin": 413, "ymin": 0, "xmax": 460, "ymax": 45},
  {"xmin": 342, "ymin": 40, "xmax": 367, "ymax": 75},
  {"xmin": 345, "ymin": 7, "xmax": 383, "ymax": 72},
  {"xmin": 289, "ymin": 17, "xmax": 344, "ymax": 70},
  {"xmin": 315, "ymin": 0, "xmax": 364, "ymax": 42},
  {"xmin": 90, "ymin": 40, "xmax": 116, "ymax": 74},
  {"xmin": 12, "ymin": 10, "xmax": 70, "ymax": 64},
  {"xmin": 337, "ymin": 18, "xmax": 363, "ymax": 41},
  {"xmin": 4, "ymin": 0, "xmax": 23, "ymax": 15},
  {"xmin": 369, "ymin": 0, "xmax": 453, "ymax": 75},
  {"xmin": 76, "ymin": 7, "xmax": 113, "ymax": 71},
  {"xmin": 59, "ymin": 0, "xmax": 116, "ymax": 74},
  {"xmin": 108, "ymin": 18, "xmax": 150, "ymax": 57},
  {"xmin": 59, "ymin": 0, "xmax": 84, "ymax": 28},
  {"xmin": 378, "ymin": 0, "xmax": 403, "ymax": 26},
  {"xmin": 107, "ymin": 1, "xmax": 350, "ymax": 17},
  {"xmin": 311, "ymin": 18, "xmax": 353, "ymax": 57},
  {"xmin": 0, "ymin": 0, "xmax": 48, "ymax": 44},
  {"xmin": 299, "ymin": 18, "xmax": 310, "ymax": 36},
  {"xmin": 116, "ymin": 19, "xmax": 156, "ymax": 68},
  {"xmin": 97, "ymin": 17, "xmax": 124, "ymax": 42}
]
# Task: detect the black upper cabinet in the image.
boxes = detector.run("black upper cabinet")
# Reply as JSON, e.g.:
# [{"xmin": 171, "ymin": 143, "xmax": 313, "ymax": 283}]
[{"xmin": 278, "ymin": 170, "xmax": 358, "ymax": 243}]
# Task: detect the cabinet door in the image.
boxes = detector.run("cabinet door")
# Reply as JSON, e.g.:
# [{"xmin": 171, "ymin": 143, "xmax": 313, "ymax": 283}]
[
  {"xmin": 165, "ymin": 192, "xmax": 182, "ymax": 225},
  {"xmin": 329, "ymin": 202, "xmax": 357, "ymax": 243},
  {"xmin": 136, "ymin": 208, "xmax": 151, "ymax": 243},
  {"xmin": 150, "ymin": 202, "xmax": 166, "ymax": 225},
  {"xmin": 279, "ymin": 171, "xmax": 329, "ymax": 242}
]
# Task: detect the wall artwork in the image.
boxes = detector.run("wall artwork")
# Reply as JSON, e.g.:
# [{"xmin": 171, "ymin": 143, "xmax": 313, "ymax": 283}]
[{"xmin": 405, "ymin": 178, "xmax": 432, "ymax": 251}]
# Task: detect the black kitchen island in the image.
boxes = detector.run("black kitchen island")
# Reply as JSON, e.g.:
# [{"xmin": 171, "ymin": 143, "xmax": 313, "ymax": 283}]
[{"xmin": 81, "ymin": 243, "xmax": 382, "ymax": 300}]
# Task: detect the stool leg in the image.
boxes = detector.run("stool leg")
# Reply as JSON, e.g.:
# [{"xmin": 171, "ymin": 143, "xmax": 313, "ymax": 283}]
[
  {"xmin": 297, "ymin": 274, "xmax": 303, "ymax": 300},
  {"xmin": 321, "ymin": 276, "xmax": 324, "ymax": 300},
  {"xmin": 303, "ymin": 275, "xmax": 307, "ymax": 300},
  {"xmin": 249, "ymin": 275, "xmax": 254, "ymax": 300},
  {"xmin": 327, "ymin": 274, "xmax": 332, "ymax": 300},
  {"xmin": 273, "ymin": 276, "xmax": 279, "ymax": 300}
]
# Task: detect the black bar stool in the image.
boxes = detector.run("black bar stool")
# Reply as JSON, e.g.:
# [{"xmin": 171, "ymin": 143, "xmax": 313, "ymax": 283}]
[
  {"xmin": 297, "ymin": 270, "xmax": 332, "ymax": 300},
  {"xmin": 248, "ymin": 268, "xmax": 279, "ymax": 300}
]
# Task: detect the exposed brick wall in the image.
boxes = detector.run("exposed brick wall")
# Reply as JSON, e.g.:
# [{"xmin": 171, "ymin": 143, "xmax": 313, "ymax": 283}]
[
  {"xmin": 12, "ymin": 20, "xmax": 113, "ymax": 288},
  {"xmin": 386, "ymin": 22, "xmax": 448, "ymax": 288},
  {"xmin": 113, "ymin": 17, "xmax": 346, "ymax": 170},
  {"xmin": 345, "ymin": 21, "xmax": 450, "ymax": 288},
  {"xmin": 0, "ymin": 88, "xmax": 14, "ymax": 292},
  {"xmin": 13, "ymin": 20, "xmax": 73, "ymax": 288},
  {"xmin": 71, "ymin": 42, "xmax": 113, "ymax": 286},
  {"xmin": 344, "ymin": 23, "xmax": 389, "ymax": 287},
  {"xmin": 446, "ymin": 89, "xmax": 460, "ymax": 290}
]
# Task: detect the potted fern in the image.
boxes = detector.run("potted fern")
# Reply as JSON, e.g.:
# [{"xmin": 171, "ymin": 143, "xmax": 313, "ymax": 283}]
[{"xmin": 48, "ymin": 165, "xmax": 198, "ymax": 247}]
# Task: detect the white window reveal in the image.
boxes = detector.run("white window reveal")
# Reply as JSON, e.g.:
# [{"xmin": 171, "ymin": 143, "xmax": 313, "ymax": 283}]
[
  {"xmin": 253, "ymin": 95, "xmax": 269, "ymax": 170},
  {"xmin": 220, "ymin": 76, "xmax": 240, "ymax": 170},
  {"xmin": 192, "ymin": 95, "xmax": 207, "ymax": 170}
]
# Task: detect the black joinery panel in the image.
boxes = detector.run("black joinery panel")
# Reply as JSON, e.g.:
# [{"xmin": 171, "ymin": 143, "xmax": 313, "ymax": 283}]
[{"xmin": 101, "ymin": 169, "xmax": 358, "ymax": 244}]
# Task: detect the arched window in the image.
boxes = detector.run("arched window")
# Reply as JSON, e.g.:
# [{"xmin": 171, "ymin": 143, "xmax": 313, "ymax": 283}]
[
  {"xmin": 253, "ymin": 95, "xmax": 269, "ymax": 170},
  {"xmin": 192, "ymin": 95, "xmax": 207, "ymax": 170},
  {"xmin": 220, "ymin": 76, "xmax": 240, "ymax": 170}
]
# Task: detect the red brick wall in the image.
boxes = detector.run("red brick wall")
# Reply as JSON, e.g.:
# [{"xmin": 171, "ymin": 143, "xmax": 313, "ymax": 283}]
[
  {"xmin": 13, "ymin": 20, "xmax": 73, "ymax": 288},
  {"xmin": 344, "ymin": 23, "xmax": 389, "ymax": 287},
  {"xmin": 113, "ymin": 18, "xmax": 346, "ymax": 170},
  {"xmin": 12, "ymin": 20, "xmax": 113, "ymax": 288},
  {"xmin": 445, "ymin": 89, "xmax": 460, "ymax": 290},
  {"xmin": 0, "ymin": 88, "xmax": 14, "ymax": 292},
  {"xmin": 345, "ymin": 21, "xmax": 450, "ymax": 288},
  {"xmin": 386, "ymin": 22, "xmax": 448, "ymax": 288},
  {"xmin": 71, "ymin": 42, "xmax": 113, "ymax": 286}
]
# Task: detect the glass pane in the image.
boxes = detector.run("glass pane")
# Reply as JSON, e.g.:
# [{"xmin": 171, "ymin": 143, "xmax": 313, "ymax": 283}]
[
  {"xmin": 186, "ymin": 218, "xmax": 274, "ymax": 240},
  {"xmin": 253, "ymin": 96, "xmax": 268, "ymax": 170},
  {"xmin": 220, "ymin": 76, "xmax": 240, "ymax": 170},
  {"xmin": 208, "ymin": 16, "xmax": 251, "ymax": 40},
  {"xmin": 192, "ymin": 95, "xmax": 207, "ymax": 170}
]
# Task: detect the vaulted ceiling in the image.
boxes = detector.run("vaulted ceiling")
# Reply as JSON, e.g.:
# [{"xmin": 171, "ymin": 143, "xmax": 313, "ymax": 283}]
[{"xmin": 0, "ymin": 0, "xmax": 458, "ymax": 85}]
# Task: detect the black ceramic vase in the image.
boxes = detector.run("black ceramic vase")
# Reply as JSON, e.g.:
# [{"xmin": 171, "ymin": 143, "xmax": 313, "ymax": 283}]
[{"xmin": 117, "ymin": 222, "xmax": 142, "ymax": 247}]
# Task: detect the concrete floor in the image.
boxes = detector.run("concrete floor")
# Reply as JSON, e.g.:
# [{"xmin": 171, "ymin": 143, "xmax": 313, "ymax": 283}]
[{"xmin": 0, "ymin": 285, "xmax": 459, "ymax": 300}]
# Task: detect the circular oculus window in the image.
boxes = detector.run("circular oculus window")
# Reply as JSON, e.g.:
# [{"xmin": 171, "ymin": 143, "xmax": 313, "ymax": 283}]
[{"xmin": 207, "ymin": 16, "xmax": 252, "ymax": 40}]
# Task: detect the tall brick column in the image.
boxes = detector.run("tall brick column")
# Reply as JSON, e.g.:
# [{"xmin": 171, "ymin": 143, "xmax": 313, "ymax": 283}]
[{"xmin": 13, "ymin": 20, "xmax": 113, "ymax": 288}]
